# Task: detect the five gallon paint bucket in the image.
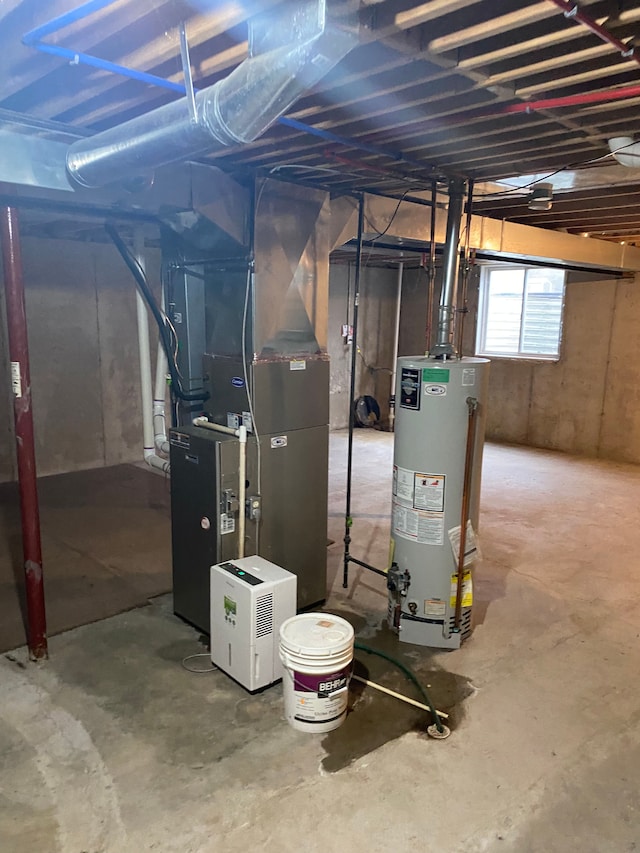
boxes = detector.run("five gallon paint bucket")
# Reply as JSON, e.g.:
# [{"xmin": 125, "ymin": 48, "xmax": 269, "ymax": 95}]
[{"xmin": 279, "ymin": 613, "xmax": 355, "ymax": 733}]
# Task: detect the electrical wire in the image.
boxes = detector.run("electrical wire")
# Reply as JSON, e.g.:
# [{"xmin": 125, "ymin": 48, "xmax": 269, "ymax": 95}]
[
  {"xmin": 354, "ymin": 641, "xmax": 444, "ymax": 733},
  {"xmin": 269, "ymin": 164, "xmax": 341, "ymax": 177},
  {"xmin": 181, "ymin": 653, "xmax": 217, "ymax": 673},
  {"xmin": 475, "ymin": 139, "xmax": 640, "ymax": 199},
  {"xmin": 106, "ymin": 224, "xmax": 206, "ymax": 402},
  {"xmin": 357, "ymin": 346, "xmax": 392, "ymax": 373}
]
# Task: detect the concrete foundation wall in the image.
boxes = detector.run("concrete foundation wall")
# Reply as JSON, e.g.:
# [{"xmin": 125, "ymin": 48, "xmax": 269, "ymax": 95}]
[
  {"xmin": 482, "ymin": 274, "xmax": 640, "ymax": 462},
  {"xmin": 328, "ymin": 263, "xmax": 403, "ymax": 430},
  {"xmin": 0, "ymin": 237, "xmax": 161, "ymax": 483}
]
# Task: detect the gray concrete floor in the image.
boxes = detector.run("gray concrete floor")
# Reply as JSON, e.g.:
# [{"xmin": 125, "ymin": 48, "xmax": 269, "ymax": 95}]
[
  {"xmin": 0, "ymin": 464, "xmax": 171, "ymax": 652},
  {"xmin": 2, "ymin": 432, "xmax": 640, "ymax": 852}
]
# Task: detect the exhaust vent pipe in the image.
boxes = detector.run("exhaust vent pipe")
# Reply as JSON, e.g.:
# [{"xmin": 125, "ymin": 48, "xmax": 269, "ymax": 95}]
[
  {"xmin": 66, "ymin": 1, "xmax": 358, "ymax": 189},
  {"xmin": 431, "ymin": 177, "xmax": 466, "ymax": 359}
]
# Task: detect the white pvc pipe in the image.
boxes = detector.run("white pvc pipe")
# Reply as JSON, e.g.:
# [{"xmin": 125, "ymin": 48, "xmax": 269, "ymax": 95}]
[
  {"xmin": 135, "ymin": 233, "xmax": 170, "ymax": 475},
  {"xmin": 193, "ymin": 417, "xmax": 247, "ymax": 558},
  {"xmin": 389, "ymin": 262, "xmax": 404, "ymax": 432},
  {"xmin": 192, "ymin": 417, "xmax": 238, "ymax": 436}
]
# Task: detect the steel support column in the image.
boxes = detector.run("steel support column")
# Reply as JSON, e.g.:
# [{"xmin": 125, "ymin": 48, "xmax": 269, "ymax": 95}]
[{"xmin": 1, "ymin": 205, "xmax": 48, "ymax": 660}]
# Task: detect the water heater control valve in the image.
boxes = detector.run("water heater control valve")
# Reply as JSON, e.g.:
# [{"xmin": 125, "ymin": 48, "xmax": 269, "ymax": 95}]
[{"xmin": 387, "ymin": 562, "xmax": 410, "ymax": 596}]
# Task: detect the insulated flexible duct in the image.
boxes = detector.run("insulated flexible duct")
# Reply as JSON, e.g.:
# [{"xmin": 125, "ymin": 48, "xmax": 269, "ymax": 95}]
[{"xmin": 66, "ymin": 1, "xmax": 359, "ymax": 188}]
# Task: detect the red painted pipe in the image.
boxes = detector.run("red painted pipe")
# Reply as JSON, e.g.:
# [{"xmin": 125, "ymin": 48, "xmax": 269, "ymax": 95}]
[
  {"xmin": 546, "ymin": 0, "xmax": 638, "ymax": 67},
  {"xmin": 0, "ymin": 206, "xmax": 48, "ymax": 661},
  {"xmin": 497, "ymin": 83, "xmax": 640, "ymax": 114}
]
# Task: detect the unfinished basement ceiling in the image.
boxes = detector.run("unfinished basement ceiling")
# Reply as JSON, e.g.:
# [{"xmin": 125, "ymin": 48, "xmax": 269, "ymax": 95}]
[{"xmin": 3, "ymin": 0, "xmax": 640, "ymax": 243}]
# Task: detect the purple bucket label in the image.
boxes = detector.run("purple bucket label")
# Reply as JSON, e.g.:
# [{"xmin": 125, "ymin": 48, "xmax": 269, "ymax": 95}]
[{"xmin": 292, "ymin": 664, "xmax": 352, "ymax": 697}]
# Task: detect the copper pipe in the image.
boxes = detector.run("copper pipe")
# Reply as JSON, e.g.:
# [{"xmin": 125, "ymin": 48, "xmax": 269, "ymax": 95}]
[
  {"xmin": 0, "ymin": 205, "xmax": 48, "ymax": 660},
  {"xmin": 454, "ymin": 396, "xmax": 478, "ymax": 631}
]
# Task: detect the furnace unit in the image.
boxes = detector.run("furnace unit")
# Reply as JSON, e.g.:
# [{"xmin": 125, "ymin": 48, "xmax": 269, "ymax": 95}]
[{"xmin": 168, "ymin": 179, "xmax": 331, "ymax": 633}]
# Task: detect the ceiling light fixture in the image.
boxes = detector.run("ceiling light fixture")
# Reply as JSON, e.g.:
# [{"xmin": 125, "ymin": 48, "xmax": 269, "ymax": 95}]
[
  {"xmin": 608, "ymin": 136, "xmax": 640, "ymax": 167},
  {"xmin": 528, "ymin": 182, "xmax": 553, "ymax": 211}
]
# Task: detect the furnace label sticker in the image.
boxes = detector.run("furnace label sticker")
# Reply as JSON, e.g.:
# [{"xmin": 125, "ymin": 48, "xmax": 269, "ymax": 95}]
[
  {"xmin": 392, "ymin": 502, "xmax": 444, "ymax": 545},
  {"xmin": 393, "ymin": 465, "xmax": 414, "ymax": 506},
  {"xmin": 220, "ymin": 513, "xmax": 235, "ymax": 535},
  {"xmin": 462, "ymin": 368, "xmax": 476, "ymax": 387},
  {"xmin": 413, "ymin": 473, "xmax": 445, "ymax": 512},
  {"xmin": 450, "ymin": 571, "xmax": 473, "ymax": 608}
]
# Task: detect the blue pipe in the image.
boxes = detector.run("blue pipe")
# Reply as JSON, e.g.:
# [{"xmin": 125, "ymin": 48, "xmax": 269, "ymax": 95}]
[
  {"xmin": 22, "ymin": 0, "xmax": 119, "ymax": 44},
  {"xmin": 278, "ymin": 117, "xmax": 428, "ymax": 173},
  {"xmin": 27, "ymin": 42, "xmax": 189, "ymax": 94},
  {"xmin": 22, "ymin": 2, "xmax": 428, "ymax": 176}
]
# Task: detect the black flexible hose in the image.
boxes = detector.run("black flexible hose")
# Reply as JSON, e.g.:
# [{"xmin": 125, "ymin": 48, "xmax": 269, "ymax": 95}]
[
  {"xmin": 106, "ymin": 223, "xmax": 207, "ymax": 403},
  {"xmin": 354, "ymin": 641, "xmax": 444, "ymax": 733}
]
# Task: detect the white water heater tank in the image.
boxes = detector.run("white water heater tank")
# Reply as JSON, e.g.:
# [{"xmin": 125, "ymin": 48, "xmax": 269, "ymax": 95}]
[{"xmin": 390, "ymin": 356, "xmax": 489, "ymax": 649}]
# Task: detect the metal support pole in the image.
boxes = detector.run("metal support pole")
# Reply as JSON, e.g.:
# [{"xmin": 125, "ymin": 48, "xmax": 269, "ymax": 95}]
[
  {"xmin": 389, "ymin": 262, "xmax": 403, "ymax": 432},
  {"xmin": 1, "ymin": 206, "xmax": 48, "ymax": 660},
  {"xmin": 454, "ymin": 396, "xmax": 478, "ymax": 631},
  {"xmin": 342, "ymin": 195, "xmax": 365, "ymax": 589}
]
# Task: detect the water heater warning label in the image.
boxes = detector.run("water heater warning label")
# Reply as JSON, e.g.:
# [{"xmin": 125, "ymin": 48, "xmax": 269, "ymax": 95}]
[
  {"xmin": 414, "ymin": 474, "xmax": 445, "ymax": 512},
  {"xmin": 393, "ymin": 466, "xmax": 414, "ymax": 506},
  {"xmin": 392, "ymin": 502, "xmax": 444, "ymax": 545}
]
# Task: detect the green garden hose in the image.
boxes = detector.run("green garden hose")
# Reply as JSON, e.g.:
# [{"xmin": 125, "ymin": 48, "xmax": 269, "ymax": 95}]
[{"xmin": 354, "ymin": 641, "xmax": 445, "ymax": 734}]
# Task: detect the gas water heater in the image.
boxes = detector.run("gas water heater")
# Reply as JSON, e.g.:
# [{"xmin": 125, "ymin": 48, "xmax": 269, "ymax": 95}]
[{"xmin": 389, "ymin": 356, "xmax": 489, "ymax": 649}]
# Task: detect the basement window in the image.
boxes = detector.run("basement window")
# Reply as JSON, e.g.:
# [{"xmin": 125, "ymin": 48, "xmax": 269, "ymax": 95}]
[{"xmin": 476, "ymin": 265, "xmax": 565, "ymax": 360}]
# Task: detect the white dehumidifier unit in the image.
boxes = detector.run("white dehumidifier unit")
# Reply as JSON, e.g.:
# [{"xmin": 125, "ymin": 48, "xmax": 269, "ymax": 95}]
[{"xmin": 210, "ymin": 555, "xmax": 297, "ymax": 692}]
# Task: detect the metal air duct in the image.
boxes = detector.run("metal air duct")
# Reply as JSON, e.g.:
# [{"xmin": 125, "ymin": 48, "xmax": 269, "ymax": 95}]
[{"xmin": 66, "ymin": 1, "xmax": 358, "ymax": 189}]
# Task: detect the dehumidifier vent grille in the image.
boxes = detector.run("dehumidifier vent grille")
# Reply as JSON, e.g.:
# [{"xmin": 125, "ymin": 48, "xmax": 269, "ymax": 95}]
[{"xmin": 255, "ymin": 593, "xmax": 273, "ymax": 638}]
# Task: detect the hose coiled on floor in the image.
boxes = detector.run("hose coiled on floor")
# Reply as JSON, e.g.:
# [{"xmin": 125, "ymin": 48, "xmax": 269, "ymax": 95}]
[{"xmin": 354, "ymin": 641, "xmax": 445, "ymax": 734}]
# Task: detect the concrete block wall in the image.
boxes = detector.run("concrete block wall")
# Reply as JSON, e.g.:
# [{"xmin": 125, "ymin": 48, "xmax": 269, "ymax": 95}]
[{"xmin": 0, "ymin": 236, "xmax": 160, "ymax": 483}]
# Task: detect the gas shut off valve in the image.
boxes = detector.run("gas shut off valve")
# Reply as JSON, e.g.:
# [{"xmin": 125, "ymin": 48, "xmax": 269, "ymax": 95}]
[{"xmin": 387, "ymin": 562, "xmax": 410, "ymax": 630}]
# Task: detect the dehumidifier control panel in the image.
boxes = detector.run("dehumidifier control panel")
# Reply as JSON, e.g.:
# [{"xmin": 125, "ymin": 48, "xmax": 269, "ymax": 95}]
[{"xmin": 218, "ymin": 561, "xmax": 263, "ymax": 585}]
